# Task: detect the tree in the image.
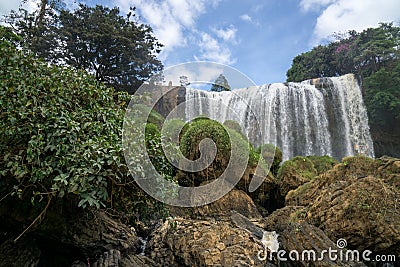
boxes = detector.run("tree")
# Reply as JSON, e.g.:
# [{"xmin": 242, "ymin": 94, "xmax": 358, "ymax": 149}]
[
  {"xmin": 286, "ymin": 23, "xmax": 400, "ymax": 82},
  {"xmin": 179, "ymin": 75, "xmax": 190, "ymax": 87},
  {"xmin": 6, "ymin": 4, "xmax": 163, "ymax": 94},
  {"xmin": 210, "ymin": 74, "xmax": 231, "ymax": 92}
]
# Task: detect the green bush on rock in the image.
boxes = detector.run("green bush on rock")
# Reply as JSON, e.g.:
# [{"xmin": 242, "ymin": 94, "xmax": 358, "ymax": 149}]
[
  {"xmin": 135, "ymin": 104, "xmax": 165, "ymax": 129},
  {"xmin": 178, "ymin": 118, "xmax": 260, "ymax": 186},
  {"xmin": 162, "ymin": 119, "xmax": 186, "ymax": 142},
  {"xmin": 223, "ymin": 120, "xmax": 247, "ymax": 140}
]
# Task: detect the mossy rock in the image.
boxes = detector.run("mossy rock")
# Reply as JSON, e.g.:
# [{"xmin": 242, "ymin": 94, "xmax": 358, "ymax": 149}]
[
  {"xmin": 277, "ymin": 156, "xmax": 318, "ymax": 197},
  {"xmin": 223, "ymin": 120, "xmax": 247, "ymax": 140},
  {"xmin": 256, "ymin": 144, "xmax": 282, "ymax": 176},
  {"xmin": 306, "ymin": 155, "xmax": 338, "ymax": 175},
  {"xmin": 179, "ymin": 119, "xmax": 259, "ymax": 186},
  {"xmin": 135, "ymin": 104, "xmax": 164, "ymax": 129}
]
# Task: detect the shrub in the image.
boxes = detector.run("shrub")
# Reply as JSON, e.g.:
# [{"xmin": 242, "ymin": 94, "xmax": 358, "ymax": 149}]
[
  {"xmin": 135, "ymin": 104, "xmax": 164, "ymax": 129},
  {"xmin": 223, "ymin": 120, "xmax": 242, "ymax": 134},
  {"xmin": 0, "ymin": 36, "xmax": 167, "ymax": 215},
  {"xmin": 179, "ymin": 118, "xmax": 260, "ymax": 186}
]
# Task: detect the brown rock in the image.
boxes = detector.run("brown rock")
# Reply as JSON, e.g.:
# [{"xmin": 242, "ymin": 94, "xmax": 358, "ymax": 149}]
[
  {"xmin": 169, "ymin": 187, "xmax": 262, "ymax": 220},
  {"xmin": 147, "ymin": 217, "xmax": 273, "ymax": 266}
]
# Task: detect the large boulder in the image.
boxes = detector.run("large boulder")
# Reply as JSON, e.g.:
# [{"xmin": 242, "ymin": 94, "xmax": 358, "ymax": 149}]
[
  {"xmin": 277, "ymin": 156, "xmax": 318, "ymax": 198},
  {"xmin": 169, "ymin": 187, "xmax": 262, "ymax": 220},
  {"xmin": 286, "ymin": 156, "xmax": 400, "ymax": 256},
  {"xmin": 147, "ymin": 216, "xmax": 272, "ymax": 266}
]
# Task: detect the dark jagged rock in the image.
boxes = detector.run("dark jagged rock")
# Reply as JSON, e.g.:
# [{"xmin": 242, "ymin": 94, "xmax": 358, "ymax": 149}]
[{"xmin": 0, "ymin": 238, "xmax": 41, "ymax": 267}]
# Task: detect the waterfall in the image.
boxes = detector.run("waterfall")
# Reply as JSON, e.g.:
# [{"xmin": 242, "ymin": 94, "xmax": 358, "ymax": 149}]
[{"xmin": 185, "ymin": 74, "xmax": 374, "ymax": 161}]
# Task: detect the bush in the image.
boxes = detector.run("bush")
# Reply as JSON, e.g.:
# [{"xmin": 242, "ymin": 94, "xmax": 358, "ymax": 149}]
[
  {"xmin": 135, "ymin": 104, "xmax": 164, "ymax": 129},
  {"xmin": 223, "ymin": 120, "xmax": 247, "ymax": 140},
  {"xmin": 178, "ymin": 119, "xmax": 260, "ymax": 186},
  {"xmin": 0, "ymin": 37, "xmax": 166, "ymax": 214},
  {"xmin": 145, "ymin": 123, "xmax": 174, "ymax": 177}
]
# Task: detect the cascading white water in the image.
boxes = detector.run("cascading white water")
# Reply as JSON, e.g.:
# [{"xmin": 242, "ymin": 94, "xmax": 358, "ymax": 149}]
[{"xmin": 185, "ymin": 74, "xmax": 374, "ymax": 161}]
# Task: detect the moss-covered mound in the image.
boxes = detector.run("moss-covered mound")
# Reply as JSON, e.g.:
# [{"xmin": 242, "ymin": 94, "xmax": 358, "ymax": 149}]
[
  {"xmin": 223, "ymin": 120, "xmax": 247, "ymax": 140},
  {"xmin": 306, "ymin": 155, "xmax": 338, "ymax": 175},
  {"xmin": 179, "ymin": 119, "xmax": 231, "ymax": 185},
  {"xmin": 256, "ymin": 144, "xmax": 282, "ymax": 176},
  {"xmin": 178, "ymin": 118, "xmax": 260, "ymax": 186},
  {"xmin": 277, "ymin": 156, "xmax": 318, "ymax": 197}
]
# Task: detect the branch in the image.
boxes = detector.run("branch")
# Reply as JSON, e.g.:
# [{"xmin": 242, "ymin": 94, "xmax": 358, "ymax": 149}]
[{"xmin": 13, "ymin": 194, "xmax": 52, "ymax": 242}]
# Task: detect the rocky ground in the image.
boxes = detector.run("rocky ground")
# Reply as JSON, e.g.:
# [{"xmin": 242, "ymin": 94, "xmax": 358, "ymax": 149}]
[{"xmin": 0, "ymin": 155, "xmax": 399, "ymax": 266}]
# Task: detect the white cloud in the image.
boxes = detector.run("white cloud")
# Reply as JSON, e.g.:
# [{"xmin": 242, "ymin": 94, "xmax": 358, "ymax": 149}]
[
  {"xmin": 115, "ymin": 0, "xmax": 221, "ymax": 60},
  {"xmin": 212, "ymin": 25, "xmax": 237, "ymax": 42},
  {"xmin": 0, "ymin": 0, "xmax": 39, "ymax": 23},
  {"xmin": 195, "ymin": 32, "xmax": 236, "ymax": 65},
  {"xmin": 239, "ymin": 14, "xmax": 252, "ymax": 22},
  {"xmin": 299, "ymin": 0, "xmax": 335, "ymax": 11},
  {"xmin": 302, "ymin": 0, "xmax": 400, "ymax": 44}
]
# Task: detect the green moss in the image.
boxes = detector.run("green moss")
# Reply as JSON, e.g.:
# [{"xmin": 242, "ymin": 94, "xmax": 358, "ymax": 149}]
[
  {"xmin": 179, "ymin": 119, "xmax": 259, "ymax": 185},
  {"xmin": 306, "ymin": 155, "xmax": 338, "ymax": 175},
  {"xmin": 256, "ymin": 144, "xmax": 282, "ymax": 176},
  {"xmin": 223, "ymin": 120, "xmax": 246, "ymax": 138},
  {"xmin": 180, "ymin": 119, "xmax": 231, "ymax": 162},
  {"xmin": 277, "ymin": 156, "xmax": 318, "ymax": 181},
  {"xmin": 339, "ymin": 155, "xmax": 378, "ymax": 177}
]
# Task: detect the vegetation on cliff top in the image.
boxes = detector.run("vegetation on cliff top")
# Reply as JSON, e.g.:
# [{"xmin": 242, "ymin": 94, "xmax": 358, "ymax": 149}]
[{"xmin": 286, "ymin": 23, "xmax": 400, "ymax": 157}]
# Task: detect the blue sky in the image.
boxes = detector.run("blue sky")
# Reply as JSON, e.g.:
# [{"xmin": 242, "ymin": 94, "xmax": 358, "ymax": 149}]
[{"xmin": 1, "ymin": 0, "xmax": 400, "ymax": 86}]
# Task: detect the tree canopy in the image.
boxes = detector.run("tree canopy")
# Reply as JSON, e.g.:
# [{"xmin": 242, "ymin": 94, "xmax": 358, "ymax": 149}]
[
  {"xmin": 286, "ymin": 23, "xmax": 400, "ymax": 82},
  {"xmin": 6, "ymin": 3, "xmax": 163, "ymax": 94},
  {"xmin": 0, "ymin": 26, "xmax": 167, "ymax": 215},
  {"xmin": 211, "ymin": 74, "xmax": 231, "ymax": 92}
]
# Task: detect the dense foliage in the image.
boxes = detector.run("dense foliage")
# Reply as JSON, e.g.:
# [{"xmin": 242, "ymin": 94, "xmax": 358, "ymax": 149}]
[
  {"xmin": 6, "ymin": 3, "xmax": 163, "ymax": 93},
  {"xmin": 286, "ymin": 23, "xmax": 400, "ymax": 156},
  {"xmin": 0, "ymin": 28, "xmax": 164, "ymax": 214},
  {"xmin": 287, "ymin": 23, "xmax": 400, "ymax": 82}
]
